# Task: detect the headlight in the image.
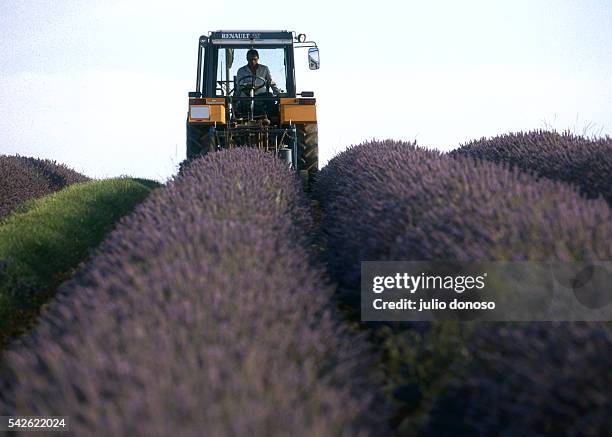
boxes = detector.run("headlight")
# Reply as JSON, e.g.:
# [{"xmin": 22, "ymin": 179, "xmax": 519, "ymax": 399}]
[{"xmin": 190, "ymin": 105, "xmax": 210, "ymax": 119}]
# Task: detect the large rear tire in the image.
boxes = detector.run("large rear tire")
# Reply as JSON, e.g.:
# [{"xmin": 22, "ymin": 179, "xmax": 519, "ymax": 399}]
[
  {"xmin": 296, "ymin": 123, "xmax": 318, "ymax": 189},
  {"xmin": 186, "ymin": 122, "xmax": 216, "ymax": 160}
]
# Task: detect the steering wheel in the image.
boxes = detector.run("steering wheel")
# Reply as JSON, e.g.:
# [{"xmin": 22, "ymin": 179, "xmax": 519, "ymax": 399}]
[{"xmin": 237, "ymin": 75, "xmax": 267, "ymax": 94}]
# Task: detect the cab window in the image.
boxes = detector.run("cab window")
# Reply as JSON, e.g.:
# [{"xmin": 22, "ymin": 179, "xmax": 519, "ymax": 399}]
[{"xmin": 215, "ymin": 48, "xmax": 287, "ymax": 97}]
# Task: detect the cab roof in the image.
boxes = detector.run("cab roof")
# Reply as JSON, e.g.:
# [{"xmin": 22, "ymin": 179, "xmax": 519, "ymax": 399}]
[{"xmin": 207, "ymin": 31, "xmax": 294, "ymax": 45}]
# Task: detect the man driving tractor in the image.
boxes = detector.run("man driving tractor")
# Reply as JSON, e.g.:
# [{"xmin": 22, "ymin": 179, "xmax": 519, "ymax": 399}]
[
  {"xmin": 186, "ymin": 30, "xmax": 320, "ymax": 184},
  {"xmin": 235, "ymin": 49, "xmax": 280, "ymax": 97}
]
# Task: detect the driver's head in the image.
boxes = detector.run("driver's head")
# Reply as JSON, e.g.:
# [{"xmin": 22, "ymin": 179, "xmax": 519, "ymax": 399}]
[{"xmin": 246, "ymin": 49, "xmax": 259, "ymax": 68}]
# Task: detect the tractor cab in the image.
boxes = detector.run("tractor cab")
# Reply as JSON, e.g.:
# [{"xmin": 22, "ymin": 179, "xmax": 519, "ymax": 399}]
[{"xmin": 186, "ymin": 31, "xmax": 320, "ymax": 185}]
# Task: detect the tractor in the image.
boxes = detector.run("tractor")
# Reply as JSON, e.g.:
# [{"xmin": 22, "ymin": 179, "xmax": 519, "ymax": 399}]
[{"xmin": 185, "ymin": 30, "xmax": 320, "ymax": 185}]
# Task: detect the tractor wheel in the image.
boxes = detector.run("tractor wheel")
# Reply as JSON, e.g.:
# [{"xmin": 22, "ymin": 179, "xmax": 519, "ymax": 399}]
[
  {"xmin": 296, "ymin": 123, "xmax": 318, "ymax": 188},
  {"xmin": 186, "ymin": 122, "xmax": 216, "ymax": 160}
]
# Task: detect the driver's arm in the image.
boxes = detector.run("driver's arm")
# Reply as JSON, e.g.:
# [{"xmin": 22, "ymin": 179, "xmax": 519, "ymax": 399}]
[
  {"xmin": 235, "ymin": 67, "xmax": 247, "ymax": 97},
  {"xmin": 263, "ymin": 66, "xmax": 280, "ymax": 95}
]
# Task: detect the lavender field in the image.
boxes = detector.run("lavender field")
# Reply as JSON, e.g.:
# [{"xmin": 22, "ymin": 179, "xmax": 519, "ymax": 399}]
[
  {"xmin": 451, "ymin": 130, "xmax": 612, "ymax": 204},
  {"xmin": 0, "ymin": 155, "xmax": 89, "ymax": 220},
  {"xmin": 0, "ymin": 178, "xmax": 158, "ymax": 347},
  {"xmin": 1, "ymin": 131, "xmax": 610, "ymax": 435},
  {"xmin": 0, "ymin": 149, "xmax": 385, "ymax": 436},
  {"xmin": 316, "ymin": 139, "xmax": 610, "ymax": 298},
  {"xmin": 315, "ymin": 139, "xmax": 611, "ymax": 434}
]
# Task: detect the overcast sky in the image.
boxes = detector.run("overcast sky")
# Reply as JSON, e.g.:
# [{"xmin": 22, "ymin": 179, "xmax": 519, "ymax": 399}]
[{"xmin": 1, "ymin": 0, "xmax": 611, "ymax": 181}]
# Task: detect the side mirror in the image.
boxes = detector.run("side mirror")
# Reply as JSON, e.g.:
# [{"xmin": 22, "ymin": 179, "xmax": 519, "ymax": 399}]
[{"xmin": 308, "ymin": 47, "xmax": 320, "ymax": 70}]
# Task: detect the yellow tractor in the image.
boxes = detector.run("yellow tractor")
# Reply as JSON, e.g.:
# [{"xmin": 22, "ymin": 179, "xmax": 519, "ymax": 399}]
[{"xmin": 185, "ymin": 30, "xmax": 320, "ymax": 185}]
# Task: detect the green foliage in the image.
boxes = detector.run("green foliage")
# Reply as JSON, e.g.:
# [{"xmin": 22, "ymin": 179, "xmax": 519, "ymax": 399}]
[{"xmin": 0, "ymin": 178, "xmax": 159, "ymax": 343}]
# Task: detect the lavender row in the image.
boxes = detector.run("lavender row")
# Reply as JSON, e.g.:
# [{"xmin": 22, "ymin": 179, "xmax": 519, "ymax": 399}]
[
  {"xmin": 316, "ymin": 140, "xmax": 610, "ymax": 285},
  {"xmin": 0, "ymin": 148, "xmax": 384, "ymax": 436},
  {"xmin": 0, "ymin": 155, "xmax": 89, "ymax": 220},
  {"xmin": 427, "ymin": 321, "xmax": 612, "ymax": 435},
  {"xmin": 450, "ymin": 130, "xmax": 612, "ymax": 203},
  {"xmin": 315, "ymin": 140, "xmax": 611, "ymax": 434}
]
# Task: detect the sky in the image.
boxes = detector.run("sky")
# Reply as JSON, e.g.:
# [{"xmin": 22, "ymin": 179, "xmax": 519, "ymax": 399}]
[{"xmin": 1, "ymin": 0, "xmax": 611, "ymax": 182}]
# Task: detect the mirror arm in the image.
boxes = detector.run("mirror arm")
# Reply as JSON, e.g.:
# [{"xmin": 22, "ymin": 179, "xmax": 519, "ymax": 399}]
[{"xmin": 294, "ymin": 42, "xmax": 318, "ymax": 48}]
